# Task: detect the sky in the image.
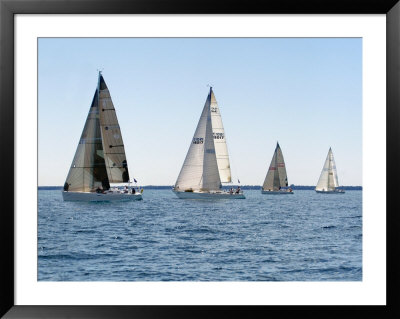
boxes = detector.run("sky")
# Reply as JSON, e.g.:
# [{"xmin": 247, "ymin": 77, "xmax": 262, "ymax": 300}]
[{"xmin": 38, "ymin": 37, "xmax": 362, "ymax": 186}]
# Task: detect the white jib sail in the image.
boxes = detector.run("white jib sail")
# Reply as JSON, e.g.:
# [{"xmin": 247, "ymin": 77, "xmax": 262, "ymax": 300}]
[
  {"xmin": 210, "ymin": 89, "xmax": 232, "ymax": 183},
  {"xmin": 175, "ymin": 90, "xmax": 221, "ymax": 191},
  {"xmin": 316, "ymin": 148, "xmax": 339, "ymax": 191}
]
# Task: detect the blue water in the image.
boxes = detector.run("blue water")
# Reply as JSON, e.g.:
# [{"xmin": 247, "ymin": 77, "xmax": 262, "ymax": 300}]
[{"xmin": 38, "ymin": 189, "xmax": 362, "ymax": 281}]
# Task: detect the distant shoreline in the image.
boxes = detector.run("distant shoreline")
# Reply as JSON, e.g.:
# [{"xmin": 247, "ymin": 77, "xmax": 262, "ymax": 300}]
[{"xmin": 38, "ymin": 185, "xmax": 362, "ymax": 190}]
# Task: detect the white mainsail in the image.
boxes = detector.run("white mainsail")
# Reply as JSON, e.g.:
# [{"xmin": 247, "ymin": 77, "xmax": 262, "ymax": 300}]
[
  {"xmin": 174, "ymin": 88, "xmax": 221, "ymax": 191},
  {"xmin": 63, "ymin": 73, "xmax": 130, "ymax": 192},
  {"xmin": 262, "ymin": 143, "xmax": 289, "ymax": 191},
  {"xmin": 315, "ymin": 148, "xmax": 340, "ymax": 191},
  {"xmin": 210, "ymin": 90, "xmax": 232, "ymax": 183}
]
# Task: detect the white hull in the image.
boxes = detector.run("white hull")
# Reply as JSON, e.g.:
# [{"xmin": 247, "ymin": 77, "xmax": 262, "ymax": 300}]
[
  {"xmin": 261, "ymin": 190, "xmax": 294, "ymax": 195},
  {"xmin": 173, "ymin": 190, "xmax": 245, "ymax": 199},
  {"xmin": 62, "ymin": 191, "xmax": 143, "ymax": 201},
  {"xmin": 315, "ymin": 189, "xmax": 345, "ymax": 194}
]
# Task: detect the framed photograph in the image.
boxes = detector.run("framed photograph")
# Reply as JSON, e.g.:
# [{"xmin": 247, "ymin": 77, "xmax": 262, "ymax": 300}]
[{"xmin": 1, "ymin": 0, "xmax": 399, "ymax": 318}]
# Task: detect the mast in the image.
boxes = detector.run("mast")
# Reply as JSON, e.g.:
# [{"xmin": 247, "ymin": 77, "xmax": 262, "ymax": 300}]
[
  {"xmin": 273, "ymin": 145, "xmax": 280, "ymax": 190},
  {"xmin": 91, "ymin": 71, "xmax": 101, "ymax": 190},
  {"xmin": 328, "ymin": 148, "xmax": 332, "ymax": 189}
]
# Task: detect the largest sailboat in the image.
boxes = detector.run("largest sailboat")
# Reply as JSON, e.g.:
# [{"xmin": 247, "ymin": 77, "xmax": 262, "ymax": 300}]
[
  {"xmin": 62, "ymin": 72, "xmax": 142, "ymax": 201},
  {"xmin": 172, "ymin": 87, "xmax": 245, "ymax": 199}
]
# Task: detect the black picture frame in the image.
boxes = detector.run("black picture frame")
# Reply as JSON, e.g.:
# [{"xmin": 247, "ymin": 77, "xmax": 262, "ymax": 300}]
[{"xmin": 1, "ymin": 0, "xmax": 399, "ymax": 318}]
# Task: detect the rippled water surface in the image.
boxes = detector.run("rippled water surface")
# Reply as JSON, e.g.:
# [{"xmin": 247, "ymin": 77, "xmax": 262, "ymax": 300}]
[{"xmin": 38, "ymin": 189, "xmax": 362, "ymax": 281}]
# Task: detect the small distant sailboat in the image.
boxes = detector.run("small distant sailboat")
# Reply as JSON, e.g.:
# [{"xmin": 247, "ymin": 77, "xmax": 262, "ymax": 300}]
[
  {"xmin": 172, "ymin": 87, "xmax": 245, "ymax": 199},
  {"xmin": 315, "ymin": 147, "xmax": 345, "ymax": 194},
  {"xmin": 62, "ymin": 72, "xmax": 143, "ymax": 201},
  {"xmin": 261, "ymin": 142, "xmax": 293, "ymax": 194}
]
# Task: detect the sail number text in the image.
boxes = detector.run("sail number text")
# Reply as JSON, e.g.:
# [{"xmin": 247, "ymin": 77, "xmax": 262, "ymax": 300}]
[{"xmin": 193, "ymin": 138, "xmax": 204, "ymax": 144}]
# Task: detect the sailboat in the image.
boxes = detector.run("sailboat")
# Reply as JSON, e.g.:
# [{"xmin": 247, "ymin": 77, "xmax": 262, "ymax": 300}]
[
  {"xmin": 261, "ymin": 142, "xmax": 293, "ymax": 194},
  {"xmin": 172, "ymin": 87, "xmax": 245, "ymax": 199},
  {"xmin": 315, "ymin": 147, "xmax": 345, "ymax": 194},
  {"xmin": 62, "ymin": 72, "xmax": 143, "ymax": 201}
]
